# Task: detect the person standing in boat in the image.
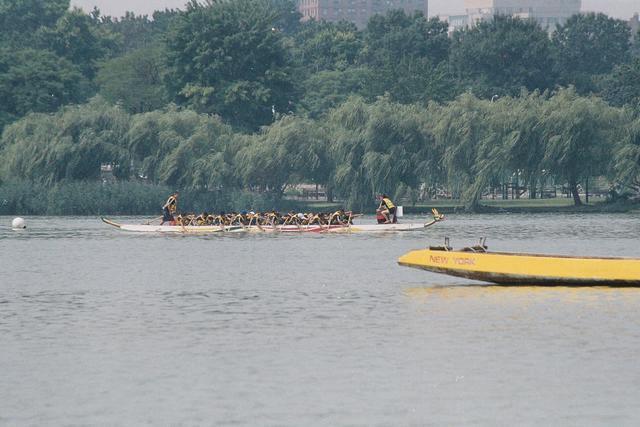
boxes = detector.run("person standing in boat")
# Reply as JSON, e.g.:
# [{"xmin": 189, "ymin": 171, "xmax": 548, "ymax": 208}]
[
  {"xmin": 161, "ymin": 192, "xmax": 179, "ymax": 225},
  {"xmin": 378, "ymin": 194, "xmax": 397, "ymax": 224}
]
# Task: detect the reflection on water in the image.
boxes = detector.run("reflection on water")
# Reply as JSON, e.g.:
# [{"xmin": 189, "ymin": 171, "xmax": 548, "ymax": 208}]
[
  {"xmin": 2, "ymin": 214, "xmax": 640, "ymax": 425},
  {"xmin": 404, "ymin": 285, "xmax": 640, "ymax": 303}
]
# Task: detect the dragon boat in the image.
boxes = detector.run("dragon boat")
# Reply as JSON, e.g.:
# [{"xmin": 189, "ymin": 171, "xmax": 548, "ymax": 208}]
[
  {"xmin": 398, "ymin": 238, "xmax": 640, "ymax": 287},
  {"xmin": 101, "ymin": 211, "xmax": 444, "ymax": 234}
]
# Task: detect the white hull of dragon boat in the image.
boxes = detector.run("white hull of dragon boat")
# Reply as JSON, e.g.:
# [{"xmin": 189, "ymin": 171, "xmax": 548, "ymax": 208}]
[{"xmin": 101, "ymin": 217, "xmax": 442, "ymax": 234}]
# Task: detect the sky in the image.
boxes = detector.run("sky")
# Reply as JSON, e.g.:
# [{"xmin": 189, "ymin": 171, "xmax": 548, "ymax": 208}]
[{"xmin": 71, "ymin": 0, "xmax": 638, "ymax": 19}]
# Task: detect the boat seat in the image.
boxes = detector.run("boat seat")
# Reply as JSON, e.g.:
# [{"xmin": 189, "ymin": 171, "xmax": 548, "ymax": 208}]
[
  {"xmin": 460, "ymin": 245, "xmax": 488, "ymax": 253},
  {"xmin": 460, "ymin": 238, "xmax": 488, "ymax": 253},
  {"xmin": 430, "ymin": 245, "xmax": 452, "ymax": 251},
  {"xmin": 430, "ymin": 237, "xmax": 452, "ymax": 251}
]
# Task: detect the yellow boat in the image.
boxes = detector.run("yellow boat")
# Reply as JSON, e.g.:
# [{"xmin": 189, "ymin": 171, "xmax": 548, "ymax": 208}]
[{"xmin": 398, "ymin": 239, "xmax": 640, "ymax": 286}]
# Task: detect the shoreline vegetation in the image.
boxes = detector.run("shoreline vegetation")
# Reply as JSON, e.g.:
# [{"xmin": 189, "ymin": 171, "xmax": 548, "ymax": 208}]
[
  {"xmin": 1, "ymin": 180, "xmax": 638, "ymax": 216},
  {"xmin": 1, "ymin": 2, "xmax": 639, "ymax": 216}
]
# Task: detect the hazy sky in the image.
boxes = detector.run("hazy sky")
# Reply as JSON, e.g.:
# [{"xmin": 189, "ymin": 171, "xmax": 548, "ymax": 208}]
[{"xmin": 71, "ymin": 0, "xmax": 638, "ymax": 19}]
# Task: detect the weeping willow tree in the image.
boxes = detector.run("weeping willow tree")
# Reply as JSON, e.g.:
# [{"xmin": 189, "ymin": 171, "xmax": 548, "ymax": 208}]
[
  {"xmin": 325, "ymin": 97, "xmax": 370, "ymax": 211},
  {"xmin": 327, "ymin": 96, "xmax": 438, "ymax": 211},
  {"xmin": 540, "ymin": 88, "xmax": 624, "ymax": 205},
  {"xmin": 497, "ymin": 92, "xmax": 548, "ymax": 199},
  {"xmin": 127, "ymin": 107, "xmax": 241, "ymax": 191},
  {"xmin": 614, "ymin": 113, "xmax": 640, "ymax": 197},
  {"xmin": 0, "ymin": 97, "xmax": 130, "ymax": 185},
  {"xmin": 235, "ymin": 115, "xmax": 330, "ymax": 198},
  {"xmin": 431, "ymin": 93, "xmax": 491, "ymax": 209}
]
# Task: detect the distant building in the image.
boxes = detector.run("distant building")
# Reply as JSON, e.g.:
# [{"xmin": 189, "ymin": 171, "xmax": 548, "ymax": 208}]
[
  {"xmin": 444, "ymin": 0, "xmax": 581, "ymax": 32},
  {"xmin": 441, "ymin": 14, "xmax": 469, "ymax": 34},
  {"xmin": 297, "ymin": 0, "xmax": 429, "ymax": 29}
]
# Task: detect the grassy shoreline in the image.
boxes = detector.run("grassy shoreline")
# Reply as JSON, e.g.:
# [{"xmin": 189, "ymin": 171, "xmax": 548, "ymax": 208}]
[{"xmin": 2, "ymin": 180, "xmax": 638, "ymax": 216}]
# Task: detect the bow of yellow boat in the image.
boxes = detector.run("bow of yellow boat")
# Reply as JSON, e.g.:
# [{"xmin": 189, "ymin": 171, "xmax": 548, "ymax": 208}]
[{"xmin": 398, "ymin": 249, "xmax": 640, "ymax": 286}]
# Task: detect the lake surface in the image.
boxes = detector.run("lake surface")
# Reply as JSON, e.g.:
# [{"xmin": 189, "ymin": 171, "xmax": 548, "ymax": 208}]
[{"xmin": 2, "ymin": 213, "xmax": 640, "ymax": 425}]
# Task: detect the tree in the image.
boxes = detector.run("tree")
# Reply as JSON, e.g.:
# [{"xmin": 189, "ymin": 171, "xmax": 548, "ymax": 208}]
[
  {"xmin": 360, "ymin": 11, "xmax": 452, "ymax": 103},
  {"xmin": 326, "ymin": 96, "xmax": 438, "ymax": 210},
  {"xmin": 614, "ymin": 115, "xmax": 640, "ymax": 197},
  {"xmin": 292, "ymin": 20, "xmax": 362, "ymax": 73},
  {"xmin": 0, "ymin": 98, "xmax": 130, "ymax": 184},
  {"xmin": 37, "ymin": 8, "xmax": 119, "ymax": 79},
  {"xmin": 450, "ymin": 15, "xmax": 556, "ymax": 98},
  {"xmin": 0, "ymin": 0, "xmax": 69, "ymax": 44},
  {"xmin": 96, "ymin": 44, "xmax": 169, "ymax": 113},
  {"xmin": 0, "ymin": 48, "xmax": 91, "ymax": 131},
  {"xmin": 431, "ymin": 93, "xmax": 492, "ymax": 209},
  {"xmin": 299, "ymin": 67, "xmax": 375, "ymax": 118},
  {"xmin": 541, "ymin": 88, "xmax": 622, "ymax": 205},
  {"xmin": 234, "ymin": 115, "xmax": 330, "ymax": 198},
  {"xmin": 165, "ymin": 0, "xmax": 298, "ymax": 130},
  {"xmin": 98, "ymin": 9, "xmax": 180, "ymax": 54},
  {"xmin": 600, "ymin": 58, "xmax": 640, "ymax": 108},
  {"xmin": 552, "ymin": 13, "xmax": 631, "ymax": 93},
  {"xmin": 362, "ymin": 11, "xmax": 449, "ymax": 68},
  {"xmin": 498, "ymin": 93, "xmax": 548, "ymax": 199}
]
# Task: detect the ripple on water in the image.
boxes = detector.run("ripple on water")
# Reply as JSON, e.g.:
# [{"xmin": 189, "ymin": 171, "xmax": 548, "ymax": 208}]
[{"xmin": 2, "ymin": 214, "xmax": 640, "ymax": 425}]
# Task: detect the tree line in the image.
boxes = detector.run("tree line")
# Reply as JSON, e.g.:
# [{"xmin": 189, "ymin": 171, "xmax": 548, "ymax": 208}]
[
  {"xmin": 2, "ymin": 89, "xmax": 639, "ymax": 211},
  {"xmin": 1, "ymin": 0, "xmax": 639, "ymax": 212}
]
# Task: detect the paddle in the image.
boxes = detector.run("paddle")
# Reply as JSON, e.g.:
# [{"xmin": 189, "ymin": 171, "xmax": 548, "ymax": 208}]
[
  {"xmin": 178, "ymin": 215, "xmax": 188, "ymax": 234},
  {"xmin": 233, "ymin": 214, "xmax": 247, "ymax": 232},
  {"xmin": 249, "ymin": 215, "xmax": 264, "ymax": 232},
  {"xmin": 145, "ymin": 216, "xmax": 163, "ymax": 225}
]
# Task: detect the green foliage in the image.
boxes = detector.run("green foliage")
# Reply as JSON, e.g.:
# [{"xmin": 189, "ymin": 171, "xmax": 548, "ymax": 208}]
[
  {"xmin": 37, "ymin": 8, "xmax": 114, "ymax": 79},
  {"xmin": 236, "ymin": 115, "xmax": 329, "ymax": 197},
  {"xmin": 553, "ymin": 13, "xmax": 631, "ymax": 93},
  {"xmin": 540, "ymin": 88, "xmax": 623, "ymax": 205},
  {"xmin": 2, "ymin": 4, "xmax": 640, "ymax": 214},
  {"xmin": 165, "ymin": 0, "xmax": 298, "ymax": 130},
  {"xmin": 450, "ymin": 15, "xmax": 556, "ymax": 98},
  {"xmin": 0, "ymin": 179, "xmax": 227, "ymax": 215},
  {"xmin": 0, "ymin": 48, "xmax": 91, "ymax": 130},
  {"xmin": 96, "ymin": 44, "xmax": 169, "ymax": 113},
  {"xmin": 361, "ymin": 12, "xmax": 452, "ymax": 104},
  {"xmin": 327, "ymin": 96, "xmax": 438, "ymax": 210},
  {"xmin": 362, "ymin": 11, "xmax": 449, "ymax": 67},
  {"xmin": 431, "ymin": 93, "xmax": 492, "ymax": 208},
  {"xmin": 292, "ymin": 20, "xmax": 362, "ymax": 73},
  {"xmin": 0, "ymin": 98, "xmax": 130, "ymax": 185},
  {"xmin": 613, "ymin": 115, "xmax": 640, "ymax": 195},
  {"xmin": 633, "ymin": 28, "xmax": 640, "ymax": 58},
  {"xmin": 98, "ymin": 10, "xmax": 179, "ymax": 54},
  {"xmin": 0, "ymin": 0, "xmax": 69, "ymax": 44},
  {"xmin": 126, "ymin": 107, "xmax": 240, "ymax": 191},
  {"xmin": 300, "ymin": 67, "xmax": 375, "ymax": 118},
  {"xmin": 600, "ymin": 58, "xmax": 640, "ymax": 108}
]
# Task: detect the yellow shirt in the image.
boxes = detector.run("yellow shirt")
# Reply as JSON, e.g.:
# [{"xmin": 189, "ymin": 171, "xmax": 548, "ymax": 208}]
[{"xmin": 382, "ymin": 198, "xmax": 395, "ymax": 209}]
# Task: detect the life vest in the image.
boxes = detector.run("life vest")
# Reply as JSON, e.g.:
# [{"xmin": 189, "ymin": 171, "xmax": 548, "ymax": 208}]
[
  {"xmin": 164, "ymin": 195, "xmax": 177, "ymax": 214},
  {"xmin": 382, "ymin": 197, "xmax": 395, "ymax": 209}
]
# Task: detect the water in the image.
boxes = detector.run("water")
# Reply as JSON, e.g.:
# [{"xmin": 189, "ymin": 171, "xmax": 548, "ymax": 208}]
[{"xmin": 2, "ymin": 214, "xmax": 640, "ymax": 425}]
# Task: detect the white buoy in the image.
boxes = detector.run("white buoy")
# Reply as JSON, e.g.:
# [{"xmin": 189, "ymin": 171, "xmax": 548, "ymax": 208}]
[{"xmin": 11, "ymin": 217, "xmax": 26, "ymax": 230}]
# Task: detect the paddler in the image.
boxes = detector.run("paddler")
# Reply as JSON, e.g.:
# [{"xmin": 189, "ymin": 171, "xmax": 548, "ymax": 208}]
[
  {"xmin": 328, "ymin": 209, "xmax": 347, "ymax": 225},
  {"xmin": 377, "ymin": 194, "xmax": 397, "ymax": 224},
  {"xmin": 161, "ymin": 192, "xmax": 178, "ymax": 225},
  {"xmin": 195, "ymin": 212, "xmax": 208, "ymax": 226}
]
